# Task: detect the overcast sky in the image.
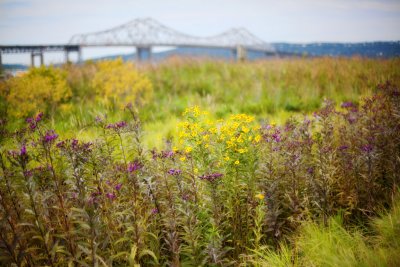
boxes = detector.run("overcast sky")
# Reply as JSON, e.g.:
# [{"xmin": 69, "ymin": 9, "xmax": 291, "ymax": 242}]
[{"xmin": 1, "ymin": 0, "xmax": 400, "ymax": 64}]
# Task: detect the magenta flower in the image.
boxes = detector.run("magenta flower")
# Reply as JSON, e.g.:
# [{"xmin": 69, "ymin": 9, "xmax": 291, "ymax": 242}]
[
  {"xmin": 106, "ymin": 192, "xmax": 116, "ymax": 200},
  {"xmin": 43, "ymin": 130, "xmax": 58, "ymax": 143},
  {"xmin": 128, "ymin": 160, "xmax": 143, "ymax": 172},
  {"xmin": 35, "ymin": 112, "xmax": 43, "ymax": 122},
  {"xmin": 361, "ymin": 144, "xmax": 373, "ymax": 153},
  {"xmin": 20, "ymin": 145, "xmax": 27, "ymax": 156},
  {"xmin": 115, "ymin": 121, "xmax": 127, "ymax": 128},
  {"xmin": 115, "ymin": 183, "xmax": 123, "ymax": 191},
  {"xmin": 151, "ymin": 208, "xmax": 158, "ymax": 214},
  {"xmin": 168, "ymin": 169, "xmax": 182, "ymax": 176}
]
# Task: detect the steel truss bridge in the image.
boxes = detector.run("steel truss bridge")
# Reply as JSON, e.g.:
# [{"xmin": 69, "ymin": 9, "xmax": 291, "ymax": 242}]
[{"xmin": 0, "ymin": 18, "xmax": 276, "ymax": 67}]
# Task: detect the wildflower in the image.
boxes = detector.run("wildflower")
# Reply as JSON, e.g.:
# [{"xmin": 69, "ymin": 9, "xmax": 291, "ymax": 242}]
[
  {"xmin": 254, "ymin": 135, "xmax": 261, "ymax": 143},
  {"xmin": 106, "ymin": 192, "xmax": 116, "ymax": 200},
  {"xmin": 199, "ymin": 172, "xmax": 223, "ymax": 183},
  {"xmin": 180, "ymin": 156, "xmax": 186, "ymax": 162},
  {"xmin": 35, "ymin": 112, "xmax": 43, "ymax": 122},
  {"xmin": 341, "ymin": 101, "xmax": 356, "ymax": 108},
  {"xmin": 43, "ymin": 130, "xmax": 58, "ymax": 143},
  {"xmin": 115, "ymin": 183, "xmax": 123, "ymax": 191},
  {"xmin": 234, "ymin": 160, "xmax": 240, "ymax": 165},
  {"xmin": 168, "ymin": 169, "xmax": 182, "ymax": 176},
  {"xmin": 194, "ymin": 168, "xmax": 199, "ymax": 174},
  {"xmin": 20, "ymin": 145, "xmax": 27, "ymax": 156},
  {"xmin": 238, "ymin": 148, "xmax": 247, "ymax": 154},
  {"xmin": 151, "ymin": 208, "xmax": 159, "ymax": 214},
  {"xmin": 224, "ymin": 156, "xmax": 230, "ymax": 161},
  {"xmin": 128, "ymin": 161, "xmax": 143, "ymax": 172},
  {"xmin": 255, "ymin": 193, "xmax": 265, "ymax": 200},
  {"xmin": 116, "ymin": 121, "xmax": 127, "ymax": 128},
  {"xmin": 361, "ymin": 144, "xmax": 373, "ymax": 153},
  {"xmin": 185, "ymin": 146, "xmax": 193, "ymax": 153},
  {"xmin": 339, "ymin": 145, "xmax": 349, "ymax": 151}
]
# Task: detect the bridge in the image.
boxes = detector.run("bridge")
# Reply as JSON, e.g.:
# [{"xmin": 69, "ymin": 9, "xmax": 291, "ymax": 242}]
[{"xmin": 0, "ymin": 18, "xmax": 276, "ymax": 67}]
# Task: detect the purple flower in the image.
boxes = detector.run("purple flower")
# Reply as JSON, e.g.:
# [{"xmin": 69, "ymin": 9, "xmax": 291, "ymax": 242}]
[
  {"xmin": 71, "ymin": 139, "xmax": 79, "ymax": 149},
  {"xmin": 115, "ymin": 183, "xmax": 122, "ymax": 191},
  {"xmin": 168, "ymin": 169, "xmax": 182, "ymax": 176},
  {"xmin": 56, "ymin": 141, "xmax": 65, "ymax": 148},
  {"xmin": 272, "ymin": 133, "xmax": 281, "ymax": 143},
  {"xmin": 95, "ymin": 116, "xmax": 103, "ymax": 123},
  {"xmin": 116, "ymin": 121, "xmax": 127, "ymax": 128},
  {"xmin": 341, "ymin": 102, "xmax": 356, "ymax": 108},
  {"xmin": 26, "ymin": 118, "xmax": 34, "ymax": 124},
  {"xmin": 43, "ymin": 130, "xmax": 58, "ymax": 143},
  {"xmin": 105, "ymin": 123, "xmax": 115, "ymax": 129},
  {"xmin": 339, "ymin": 145, "xmax": 349, "ymax": 151},
  {"xmin": 128, "ymin": 160, "xmax": 143, "ymax": 172},
  {"xmin": 200, "ymin": 172, "xmax": 223, "ymax": 183},
  {"xmin": 35, "ymin": 112, "xmax": 43, "ymax": 122},
  {"xmin": 106, "ymin": 192, "xmax": 116, "ymax": 200},
  {"xmin": 20, "ymin": 145, "xmax": 27, "ymax": 156},
  {"xmin": 161, "ymin": 150, "xmax": 174, "ymax": 158},
  {"xmin": 151, "ymin": 208, "xmax": 158, "ymax": 214},
  {"xmin": 361, "ymin": 144, "xmax": 373, "ymax": 153}
]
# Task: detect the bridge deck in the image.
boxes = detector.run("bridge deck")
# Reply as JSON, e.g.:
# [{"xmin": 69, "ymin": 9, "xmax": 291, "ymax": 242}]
[{"xmin": 0, "ymin": 45, "xmax": 80, "ymax": 54}]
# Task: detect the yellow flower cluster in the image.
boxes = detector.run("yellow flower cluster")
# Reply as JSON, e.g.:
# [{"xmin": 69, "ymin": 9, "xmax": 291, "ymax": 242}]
[
  {"xmin": 178, "ymin": 106, "xmax": 262, "ymax": 167},
  {"xmin": 91, "ymin": 58, "xmax": 153, "ymax": 108},
  {"xmin": 2, "ymin": 66, "xmax": 71, "ymax": 118}
]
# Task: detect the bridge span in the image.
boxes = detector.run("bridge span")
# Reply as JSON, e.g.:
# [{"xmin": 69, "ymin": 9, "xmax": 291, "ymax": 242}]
[{"xmin": 0, "ymin": 18, "xmax": 276, "ymax": 67}]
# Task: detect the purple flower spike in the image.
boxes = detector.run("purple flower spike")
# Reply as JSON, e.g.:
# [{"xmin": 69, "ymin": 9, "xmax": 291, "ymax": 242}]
[
  {"xmin": 115, "ymin": 183, "xmax": 123, "ymax": 191},
  {"xmin": 339, "ymin": 145, "xmax": 349, "ymax": 151}
]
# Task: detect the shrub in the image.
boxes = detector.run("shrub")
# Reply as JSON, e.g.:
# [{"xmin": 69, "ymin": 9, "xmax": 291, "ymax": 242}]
[
  {"xmin": 91, "ymin": 58, "xmax": 153, "ymax": 108},
  {"xmin": 2, "ymin": 66, "xmax": 71, "ymax": 118}
]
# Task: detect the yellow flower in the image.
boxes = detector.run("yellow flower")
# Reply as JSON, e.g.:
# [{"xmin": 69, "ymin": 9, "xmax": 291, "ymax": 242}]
[
  {"xmin": 224, "ymin": 156, "xmax": 230, "ymax": 161},
  {"xmin": 204, "ymin": 144, "xmax": 209, "ymax": 149},
  {"xmin": 242, "ymin": 126, "xmax": 249, "ymax": 133},
  {"xmin": 180, "ymin": 156, "xmax": 186, "ymax": 162},
  {"xmin": 173, "ymin": 146, "xmax": 178, "ymax": 152},
  {"xmin": 238, "ymin": 148, "xmax": 247, "ymax": 154},
  {"xmin": 255, "ymin": 193, "xmax": 265, "ymax": 200},
  {"xmin": 234, "ymin": 160, "xmax": 240, "ymax": 165},
  {"xmin": 254, "ymin": 134, "xmax": 261, "ymax": 143},
  {"xmin": 185, "ymin": 146, "xmax": 193, "ymax": 153},
  {"xmin": 194, "ymin": 168, "xmax": 199, "ymax": 174}
]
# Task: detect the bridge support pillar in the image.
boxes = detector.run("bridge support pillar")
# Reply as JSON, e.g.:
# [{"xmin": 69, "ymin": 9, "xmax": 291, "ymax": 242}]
[
  {"xmin": 136, "ymin": 46, "xmax": 151, "ymax": 62},
  {"xmin": 31, "ymin": 53, "xmax": 35, "ymax": 67},
  {"xmin": 235, "ymin": 45, "xmax": 246, "ymax": 61},
  {"xmin": 40, "ymin": 53, "xmax": 44, "ymax": 66},
  {"xmin": 65, "ymin": 51, "xmax": 70, "ymax": 63},
  {"xmin": 77, "ymin": 47, "xmax": 82, "ymax": 63},
  {"xmin": 0, "ymin": 52, "xmax": 2, "ymax": 68}
]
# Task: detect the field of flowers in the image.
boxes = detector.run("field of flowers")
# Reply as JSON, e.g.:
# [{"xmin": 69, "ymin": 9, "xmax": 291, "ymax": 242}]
[{"xmin": 0, "ymin": 58, "xmax": 399, "ymax": 266}]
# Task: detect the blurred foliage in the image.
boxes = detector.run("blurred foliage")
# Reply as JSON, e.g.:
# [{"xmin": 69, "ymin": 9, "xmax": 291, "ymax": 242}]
[
  {"xmin": 1, "ymin": 66, "xmax": 71, "ymax": 118},
  {"xmin": 91, "ymin": 58, "xmax": 153, "ymax": 109}
]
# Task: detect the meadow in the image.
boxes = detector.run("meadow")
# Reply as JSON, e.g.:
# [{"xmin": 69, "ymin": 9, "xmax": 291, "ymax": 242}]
[{"xmin": 0, "ymin": 57, "xmax": 399, "ymax": 266}]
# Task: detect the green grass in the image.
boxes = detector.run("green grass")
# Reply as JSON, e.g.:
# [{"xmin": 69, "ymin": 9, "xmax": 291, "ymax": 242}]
[{"xmin": 246, "ymin": 193, "xmax": 400, "ymax": 266}]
